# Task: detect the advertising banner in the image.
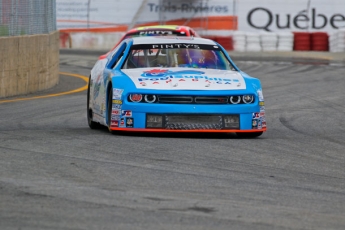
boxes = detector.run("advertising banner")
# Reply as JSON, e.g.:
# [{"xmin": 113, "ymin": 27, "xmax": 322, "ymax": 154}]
[
  {"xmin": 237, "ymin": 0, "xmax": 345, "ymax": 32},
  {"xmin": 56, "ymin": 0, "xmax": 235, "ymax": 31}
]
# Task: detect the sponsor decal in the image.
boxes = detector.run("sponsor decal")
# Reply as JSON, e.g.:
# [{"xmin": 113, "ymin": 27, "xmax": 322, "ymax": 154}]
[
  {"xmin": 152, "ymin": 44, "xmax": 200, "ymax": 49},
  {"xmin": 111, "ymin": 115, "xmax": 120, "ymax": 121},
  {"xmin": 126, "ymin": 118, "xmax": 134, "ymax": 128},
  {"xmin": 258, "ymin": 119, "xmax": 262, "ymax": 129},
  {"xmin": 259, "ymin": 112, "xmax": 265, "ymax": 117},
  {"xmin": 111, "ymin": 120, "xmax": 119, "ymax": 127},
  {"xmin": 260, "ymin": 106, "xmax": 265, "ymax": 112},
  {"xmin": 259, "ymin": 101, "xmax": 265, "ymax": 106},
  {"xmin": 112, "ymin": 104, "xmax": 122, "ymax": 109},
  {"xmin": 252, "ymin": 112, "xmax": 260, "ymax": 119},
  {"xmin": 139, "ymin": 31, "xmax": 173, "ymax": 35},
  {"xmin": 257, "ymin": 89, "xmax": 264, "ymax": 101},
  {"xmin": 139, "ymin": 69, "xmax": 234, "ymax": 84},
  {"xmin": 141, "ymin": 69, "xmax": 204, "ymax": 77},
  {"xmin": 113, "ymin": 100, "xmax": 122, "ymax": 104},
  {"xmin": 112, "ymin": 109, "xmax": 121, "ymax": 115},
  {"xmin": 262, "ymin": 121, "xmax": 267, "ymax": 128},
  {"xmin": 113, "ymin": 88, "xmax": 124, "ymax": 99},
  {"xmin": 252, "ymin": 118, "xmax": 262, "ymax": 129},
  {"xmin": 122, "ymin": 110, "xmax": 132, "ymax": 117},
  {"xmin": 252, "ymin": 119, "xmax": 258, "ymax": 129},
  {"xmin": 120, "ymin": 118, "xmax": 125, "ymax": 127}
]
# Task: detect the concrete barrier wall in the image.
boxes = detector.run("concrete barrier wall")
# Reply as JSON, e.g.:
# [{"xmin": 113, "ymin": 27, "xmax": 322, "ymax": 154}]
[{"xmin": 0, "ymin": 31, "xmax": 60, "ymax": 98}]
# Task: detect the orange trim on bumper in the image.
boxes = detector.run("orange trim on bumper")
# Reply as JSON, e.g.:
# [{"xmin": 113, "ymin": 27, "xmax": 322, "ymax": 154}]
[{"xmin": 109, "ymin": 127, "xmax": 266, "ymax": 133}]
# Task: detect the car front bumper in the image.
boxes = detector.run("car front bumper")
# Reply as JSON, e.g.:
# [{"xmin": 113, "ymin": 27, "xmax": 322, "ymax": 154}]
[{"xmin": 109, "ymin": 102, "xmax": 266, "ymax": 133}]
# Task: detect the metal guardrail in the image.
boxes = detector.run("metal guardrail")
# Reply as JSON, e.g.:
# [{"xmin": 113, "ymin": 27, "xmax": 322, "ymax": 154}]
[{"xmin": 0, "ymin": 0, "xmax": 56, "ymax": 36}]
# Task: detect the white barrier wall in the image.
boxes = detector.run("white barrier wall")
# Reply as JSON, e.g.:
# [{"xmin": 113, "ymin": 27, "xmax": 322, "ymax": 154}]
[{"xmin": 68, "ymin": 32, "xmax": 125, "ymax": 49}]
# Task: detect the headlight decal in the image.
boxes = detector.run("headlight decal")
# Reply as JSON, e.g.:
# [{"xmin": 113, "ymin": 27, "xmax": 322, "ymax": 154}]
[{"xmin": 129, "ymin": 94, "xmax": 143, "ymax": 102}]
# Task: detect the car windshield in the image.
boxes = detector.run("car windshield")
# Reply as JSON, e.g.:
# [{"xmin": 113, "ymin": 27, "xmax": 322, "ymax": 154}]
[{"xmin": 122, "ymin": 43, "xmax": 235, "ymax": 70}]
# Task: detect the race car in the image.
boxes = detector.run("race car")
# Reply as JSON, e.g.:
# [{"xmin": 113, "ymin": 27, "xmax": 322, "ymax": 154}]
[
  {"xmin": 99, "ymin": 25, "xmax": 200, "ymax": 59},
  {"xmin": 87, "ymin": 36, "xmax": 266, "ymax": 137}
]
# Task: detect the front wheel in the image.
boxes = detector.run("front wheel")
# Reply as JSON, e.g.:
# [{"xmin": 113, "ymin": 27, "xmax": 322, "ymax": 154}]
[
  {"xmin": 107, "ymin": 85, "xmax": 116, "ymax": 134},
  {"xmin": 87, "ymin": 75, "xmax": 101, "ymax": 129},
  {"xmin": 236, "ymin": 132, "xmax": 263, "ymax": 138}
]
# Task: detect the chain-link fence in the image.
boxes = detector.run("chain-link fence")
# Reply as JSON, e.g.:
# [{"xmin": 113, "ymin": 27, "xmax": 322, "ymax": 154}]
[{"xmin": 0, "ymin": 0, "xmax": 56, "ymax": 36}]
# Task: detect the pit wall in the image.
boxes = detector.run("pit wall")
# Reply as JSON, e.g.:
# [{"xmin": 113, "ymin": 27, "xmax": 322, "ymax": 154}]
[{"xmin": 0, "ymin": 31, "xmax": 60, "ymax": 98}]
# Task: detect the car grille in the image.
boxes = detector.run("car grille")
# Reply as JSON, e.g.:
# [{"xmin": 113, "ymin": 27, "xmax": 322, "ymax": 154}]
[
  {"xmin": 158, "ymin": 95, "xmax": 229, "ymax": 104},
  {"xmin": 165, "ymin": 115, "xmax": 222, "ymax": 130},
  {"xmin": 146, "ymin": 114, "xmax": 240, "ymax": 130}
]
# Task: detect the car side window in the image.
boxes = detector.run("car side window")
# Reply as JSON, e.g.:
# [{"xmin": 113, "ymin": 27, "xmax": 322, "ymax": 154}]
[
  {"xmin": 112, "ymin": 52, "xmax": 125, "ymax": 69},
  {"xmin": 107, "ymin": 43, "xmax": 127, "ymax": 69}
]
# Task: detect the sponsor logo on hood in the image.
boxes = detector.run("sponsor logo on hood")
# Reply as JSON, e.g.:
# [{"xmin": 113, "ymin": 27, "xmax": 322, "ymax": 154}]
[
  {"xmin": 139, "ymin": 69, "xmax": 238, "ymax": 84},
  {"xmin": 122, "ymin": 68, "xmax": 246, "ymax": 90}
]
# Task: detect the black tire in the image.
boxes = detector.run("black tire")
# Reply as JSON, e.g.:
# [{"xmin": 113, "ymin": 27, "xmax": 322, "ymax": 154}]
[
  {"xmin": 236, "ymin": 132, "xmax": 263, "ymax": 138},
  {"xmin": 107, "ymin": 84, "xmax": 116, "ymax": 134},
  {"xmin": 87, "ymin": 75, "xmax": 102, "ymax": 129}
]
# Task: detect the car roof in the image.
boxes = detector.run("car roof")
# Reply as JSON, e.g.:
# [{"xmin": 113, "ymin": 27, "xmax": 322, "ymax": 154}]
[{"xmin": 131, "ymin": 36, "xmax": 217, "ymax": 45}]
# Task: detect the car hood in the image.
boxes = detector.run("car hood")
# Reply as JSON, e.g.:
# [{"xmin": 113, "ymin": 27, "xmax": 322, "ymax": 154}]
[{"xmin": 121, "ymin": 68, "xmax": 246, "ymax": 90}]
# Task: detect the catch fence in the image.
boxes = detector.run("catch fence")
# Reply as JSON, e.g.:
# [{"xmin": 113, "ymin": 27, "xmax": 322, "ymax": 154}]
[{"xmin": 0, "ymin": 0, "xmax": 56, "ymax": 36}]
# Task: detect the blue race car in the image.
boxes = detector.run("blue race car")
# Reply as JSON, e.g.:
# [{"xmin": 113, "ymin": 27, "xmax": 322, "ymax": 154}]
[{"xmin": 87, "ymin": 36, "xmax": 266, "ymax": 137}]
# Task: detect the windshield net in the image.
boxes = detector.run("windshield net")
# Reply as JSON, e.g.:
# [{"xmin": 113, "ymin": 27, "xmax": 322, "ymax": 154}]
[{"xmin": 122, "ymin": 43, "xmax": 235, "ymax": 70}]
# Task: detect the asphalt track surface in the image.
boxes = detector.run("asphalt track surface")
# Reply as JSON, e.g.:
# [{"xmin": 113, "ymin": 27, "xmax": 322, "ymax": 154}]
[{"xmin": 0, "ymin": 50, "xmax": 345, "ymax": 230}]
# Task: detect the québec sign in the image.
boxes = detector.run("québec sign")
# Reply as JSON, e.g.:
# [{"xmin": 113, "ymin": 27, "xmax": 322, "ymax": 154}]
[
  {"xmin": 238, "ymin": 0, "xmax": 345, "ymax": 32},
  {"xmin": 247, "ymin": 8, "xmax": 345, "ymax": 31}
]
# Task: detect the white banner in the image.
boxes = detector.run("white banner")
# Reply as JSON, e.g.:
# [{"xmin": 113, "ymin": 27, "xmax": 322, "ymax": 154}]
[
  {"xmin": 56, "ymin": 0, "xmax": 234, "ymax": 30},
  {"xmin": 237, "ymin": 0, "xmax": 345, "ymax": 32}
]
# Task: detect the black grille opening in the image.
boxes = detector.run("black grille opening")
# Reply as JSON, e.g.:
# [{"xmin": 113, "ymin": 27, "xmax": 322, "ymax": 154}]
[
  {"xmin": 195, "ymin": 96, "xmax": 228, "ymax": 104},
  {"xmin": 158, "ymin": 95, "xmax": 193, "ymax": 103}
]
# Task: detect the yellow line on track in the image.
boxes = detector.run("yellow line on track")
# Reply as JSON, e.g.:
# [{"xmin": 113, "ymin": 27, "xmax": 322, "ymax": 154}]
[{"xmin": 0, "ymin": 72, "xmax": 89, "ymax": 104}]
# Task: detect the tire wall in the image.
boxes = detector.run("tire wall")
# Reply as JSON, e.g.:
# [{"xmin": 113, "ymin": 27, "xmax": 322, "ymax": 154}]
[{"xmin": 0, "ymin": 31, "xmax": 60, "ymax": 98}]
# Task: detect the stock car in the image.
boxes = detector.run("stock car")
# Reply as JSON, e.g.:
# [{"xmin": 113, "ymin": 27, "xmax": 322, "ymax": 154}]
[
  {"xmin": 99, "ymin": 25, "xmax": 200, "ymax": 59},
  {"xmin": 87, "ymin": 36, "xmax": 266, "ymax": 137}
]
